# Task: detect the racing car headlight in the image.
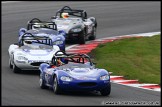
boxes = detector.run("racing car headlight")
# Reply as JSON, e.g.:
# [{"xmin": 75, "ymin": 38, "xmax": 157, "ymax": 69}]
[
  {"xmin": 17, "ymin": 56, "xmax": 28, "ymax": 61},
  {"xmin": 71, "ymin": 28, "xmax": 82, "ymax": 32},
  {"xmin": 100, "ymin": 75, "xmax": 109, "ymax": 80},
  {"xmin": 53, "ymin": 40, "xmax": 63, "ymax": 45},
  {"xmin": 60, "ymin": 76, "xmax": 73, "ymax": 82}
]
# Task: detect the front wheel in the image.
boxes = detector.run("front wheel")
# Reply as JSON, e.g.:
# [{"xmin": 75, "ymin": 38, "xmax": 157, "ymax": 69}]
[
  {"xmin": 12, "ymin": 62, "xmax": 21, "ymax": 73},
  {"xmin": 78, "ymin": 30, "xmax": 85, "ymax": 44},
  {"xmin": 100, "ymin": 84, "xmax": 111, "ymax": 96},
  {"xmin": 53, "ymin": 76, "xmax": 62, "ymax": 94},
  {"xmin": 89, "ymin": 27, "xmax": 96, "ymax": 40},
  {"xmin": 39, "ymin": 73, "xmax": 48, "ymax": 89},
  {"xmin": 9, "ymin": 57, "xmax": 13, "ymax": 69}
]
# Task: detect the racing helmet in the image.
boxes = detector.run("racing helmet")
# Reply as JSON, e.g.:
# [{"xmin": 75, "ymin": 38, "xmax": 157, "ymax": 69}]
[
  {"xmin": 23, "ymin": 39, "xmax": 33, "ymax": 46},
  {"xmin": 32, "ymin": 24, "xmax": 40, "ymax": 29},
  {"xmin": 61, "ymin": 13, "xmax": 69, "ymax": 18},
  {"xmin": 33, "ymin": 24, "xmax": 50, "ymax": 30}
]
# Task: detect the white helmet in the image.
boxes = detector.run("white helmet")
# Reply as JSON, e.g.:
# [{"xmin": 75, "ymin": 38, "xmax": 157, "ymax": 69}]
[
  {"xmin": 61, "ymin": 13, "xmax": 69, "ymax": 18},
  {"xmin": 32, "ymin": 24, "xmax": 40, "ymax": 30}
]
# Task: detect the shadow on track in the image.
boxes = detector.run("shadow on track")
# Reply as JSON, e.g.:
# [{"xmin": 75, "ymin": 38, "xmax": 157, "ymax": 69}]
[
  {"xmin": 14, "ymin": 70, "xmax": 40, "ymax": 75},
  {"xmin": 46, "ymin": 88, "xmax": 108, "ymax": 97}
]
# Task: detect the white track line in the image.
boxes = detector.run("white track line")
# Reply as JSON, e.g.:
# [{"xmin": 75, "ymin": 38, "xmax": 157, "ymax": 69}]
[{"xmin": 2, "ymin": 1, "xmax": 20, "ymax": 4}]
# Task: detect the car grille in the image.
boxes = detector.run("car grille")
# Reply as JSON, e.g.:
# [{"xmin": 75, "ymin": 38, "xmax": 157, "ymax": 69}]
[
  {"xmin": 30, "ymin": 62, "xmax": 44, "ymax": 66},
  {"xmin": 78, "ymin": 82, "xmax": 97, "ymax": 87}
]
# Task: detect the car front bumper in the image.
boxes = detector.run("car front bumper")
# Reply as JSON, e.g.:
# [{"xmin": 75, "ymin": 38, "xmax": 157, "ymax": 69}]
[
  {"xmin": 65, "ymin": 31, "xmax": 82, "ymax": 41},
  {"xmin": 14, "ymin": 60, "xmax": 50, "ymax": 70},
  {"xmin": 58, "ymin": 79, "xmax": 111, "ymax": 92}
]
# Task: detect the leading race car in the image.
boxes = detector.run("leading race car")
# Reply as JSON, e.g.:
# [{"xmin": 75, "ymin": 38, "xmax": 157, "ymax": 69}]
[
  {"xmin": 25, "ymin": 18, "xmax": 66, "ymax": 51},
  {"xmin": 8, "ymin": 33, "xmax": 60, "ymax": 73},
  {"xmin": 51, "ymin": 6, "xmax": 97, "ymax": 44},
  {"xmin": 39, "ymin": 51, "xmax": 111, "ymax": 96}
]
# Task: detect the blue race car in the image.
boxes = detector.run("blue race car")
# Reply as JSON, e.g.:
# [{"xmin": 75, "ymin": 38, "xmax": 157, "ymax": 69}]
[
  {"xmin": 39, "ymin": 51, "xmax": 111, "ymax": 96},
  {"xmin": 19, "ymin": 18, "xmax": 66, "ymax": 51}
]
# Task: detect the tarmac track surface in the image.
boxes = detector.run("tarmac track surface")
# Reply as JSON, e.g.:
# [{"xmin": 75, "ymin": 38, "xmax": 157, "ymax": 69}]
[{"xmin": 1, "ymin": 1, "xmax": 160, "ymax": 106}]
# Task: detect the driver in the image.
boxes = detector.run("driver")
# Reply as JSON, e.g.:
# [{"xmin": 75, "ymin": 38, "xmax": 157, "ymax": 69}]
[
  {"xmin": 57, "ymin": 58, "xmax": 65, "ymax": 66},
  {"xmin": 23, "ymin": 39, "xmax": 38, "ymax": 49},
  {"xmin": 33, "ymin": 24, "xmax": 49, "ymax": 30},
  {"xmin": 50, "ymin": 57, "xmax": 65, "ymax": 68},
  {"xmin": 61, "ymin": 13, "xmax": 69, "ymax": 18}
]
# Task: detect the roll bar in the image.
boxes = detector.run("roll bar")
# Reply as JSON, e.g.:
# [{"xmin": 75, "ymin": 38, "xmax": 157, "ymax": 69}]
[
  {"xmin": 27, "ymin": 18, "xmax": 57, "ymax": 30},
  {"xmin": 53, "ymin": 50, "xmax": 93, "ymax": 65},
  {"xmin": 19, "ymin": 33, "xmax": 53, "ymax": 46},
  {"xmin": 55, "ymin": 6, "xmax": 87, "ymax": 20}
]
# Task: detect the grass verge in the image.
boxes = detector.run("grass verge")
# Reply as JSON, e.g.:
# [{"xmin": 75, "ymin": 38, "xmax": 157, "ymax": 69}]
[{"xmin": 89, "ymin": 35, "xmax": 160, "ymax": 85}]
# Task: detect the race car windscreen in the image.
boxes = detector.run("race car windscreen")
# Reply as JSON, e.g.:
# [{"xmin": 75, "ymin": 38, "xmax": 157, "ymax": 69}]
[
  {"xmin": 55, "ymin": 18, "xmax": 82, "ymax": 25},
  {"xmin": 29, "ymin": 22, "xmax": 57, "ymax": 30},
  {"xmin": 20, "ymin": 35, "xmax": 52, "ymax": 46}
]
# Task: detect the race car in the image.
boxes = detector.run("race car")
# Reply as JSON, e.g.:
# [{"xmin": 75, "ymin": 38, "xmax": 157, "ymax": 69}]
[
  {"xmin": 8, "ymin": 33, "xmax": 60, "ymax": 73},
  {"xmin": 39, "ymin": 51, "xmax": 111, "ymax": 96},
  {"xmin": 25, "ymin": 18, "xmax": 66, "ymax": 51},
  {"xmin": 51, "ymin": 6, "xmax": 97, "ymax": 44}
]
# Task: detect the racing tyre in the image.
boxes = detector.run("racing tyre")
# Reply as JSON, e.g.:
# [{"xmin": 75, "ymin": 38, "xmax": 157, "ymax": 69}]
[
  {"xmin": 12, "ymin": 62, "xmax": 21, "ymax": 73},
  {"xmin": 100, "ymin": 84, "xmax": 111, "ymax": 96},
  {"xmin": 39, "ymin": 73, "xmax": 48, "ymax": 89},
  {"xmin": 9, "ymin": 57, "xmax": 13, "ymax": 69},
  {"xmin": 89, "ymin": 26, "xmax": 96, "ymax": 40},
  {"xmin": 79, "ymin": 30, "xmax": 85, "ymax": 44},
  {"xmin": 53, "ymin": 76, "xmax": 62, "ymax": 94}
]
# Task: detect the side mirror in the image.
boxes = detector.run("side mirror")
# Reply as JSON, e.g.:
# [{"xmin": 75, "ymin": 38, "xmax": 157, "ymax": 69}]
[
  {"xmin": 58, "ymin": 30, "xmax": 66, "ymax": 37},
  {"xmin": 19, "ymin": 28, "xmax": 27, "ymax": 37},
  {"xmin": 91, "ymin": 58, "xmax": 97, "ymax": 65},
  {"xmin": 51, "ymin": 16, "xmax": 57, "ymax": 19},
  {"xmin": 93, "ymin": 62, "xmax": 97, "ymax": 65}
]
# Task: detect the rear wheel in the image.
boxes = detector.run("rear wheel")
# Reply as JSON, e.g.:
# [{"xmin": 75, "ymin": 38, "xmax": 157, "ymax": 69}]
[
  {"xmin": 53, "ymin": 76, "xmax": 62, "ymax": 94},
  {"xmin": 78, "ymin": 30, "xmax": 85, "ymax": 44}
]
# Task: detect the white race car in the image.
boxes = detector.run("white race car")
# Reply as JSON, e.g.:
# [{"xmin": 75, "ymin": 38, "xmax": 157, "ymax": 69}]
[
  {"xmin": 8, "ymin": 33, "xmax": 60, "ymax": 73},
  {"xmin": 51, "ymin": 6, "xmax": 97, "ymax": 44}
]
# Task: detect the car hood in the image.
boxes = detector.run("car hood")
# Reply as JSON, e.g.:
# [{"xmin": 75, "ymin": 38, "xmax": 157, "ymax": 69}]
[
  {"xmin": 26, "ymin": 49, "xmax": 52, "ymax": 55},
  {"xmin": 21, "ymin": 46, "xmax": 53, "ymax": 56},
  {"xmin": 54, "ymin": 19, "xmax": 82, "ymax": 32},
  {"xmin": 64, "ymin": 68, "xmax": 100, "ymax": 79}
]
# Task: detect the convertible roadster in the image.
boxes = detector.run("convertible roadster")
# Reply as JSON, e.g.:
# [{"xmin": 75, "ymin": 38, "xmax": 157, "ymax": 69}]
[
  {"xmin": 8, "ymin": 33, "xmax": 60, "ymax": 73},
  {"xmin": 25, "ymin": 18, "xmax": 66, "ymax": 51},
  {"xmin": 39, "ymin": 51, "xmax": 111, "ymax": 96},
  {"xmin": 51, "ymin": 6, "xmax": 97, "ymax": 44}
]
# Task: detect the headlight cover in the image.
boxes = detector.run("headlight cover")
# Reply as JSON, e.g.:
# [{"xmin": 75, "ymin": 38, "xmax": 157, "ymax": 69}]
[
  {"xmin": 53, "ymin": 40, "xmax": 63, "ymax": 45},
  {"xmin": 17, "ymin": 56, "xmax": 28, "ymax": 61},
  {"xmin": 100, "ymin": 75, "xmax": 109, "ymax": 80},
  {"xmin": 71, "ymin": 28, "xmax": 82, "ymax": 32},
  {"xmin": 60, "ymin": 76, "xmax": 73, "ymax": 82}
]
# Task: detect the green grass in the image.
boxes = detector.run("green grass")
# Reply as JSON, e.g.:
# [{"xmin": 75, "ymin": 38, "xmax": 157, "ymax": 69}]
[{"xmin": 89, "ymin": 35, "xmax": 160, "ymax": 85}]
